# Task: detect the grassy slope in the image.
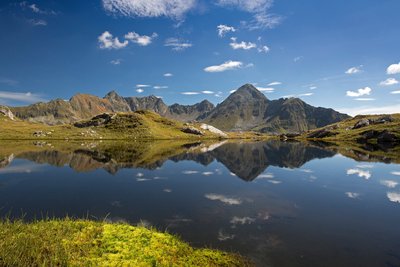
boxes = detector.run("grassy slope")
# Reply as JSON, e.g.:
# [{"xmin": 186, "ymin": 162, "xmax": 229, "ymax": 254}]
[
  {"xmin": 0, "ymin": 111, "xmax": 214, "ymax": 140},
  {"xmin": 0, "ymin": 111, "xmax": 270, "ymax": 141},
  {"xmin": 0, "ymin": 219, "xmax": 250, "ymax": 266},
  {"xmin": 302, "ymin": 114, "xmax": 400, "ymax": 141}
]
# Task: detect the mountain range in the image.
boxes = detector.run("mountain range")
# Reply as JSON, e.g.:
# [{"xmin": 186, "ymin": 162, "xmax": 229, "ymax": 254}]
[{"xmin": 10, "ymin": 84, "xmax": 349, "ymax": 133}]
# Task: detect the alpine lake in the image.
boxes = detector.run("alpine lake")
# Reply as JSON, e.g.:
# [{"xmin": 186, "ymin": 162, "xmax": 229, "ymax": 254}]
[{"xmin": 1, "ymin": 139, "xmax": 400, "ymax": 267}]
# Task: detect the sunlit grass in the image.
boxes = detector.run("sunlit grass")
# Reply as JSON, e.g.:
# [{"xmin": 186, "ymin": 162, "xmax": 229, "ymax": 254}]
[{"xmin": 0, "ymin": 218, "xmax": 251, "ymax": 266}]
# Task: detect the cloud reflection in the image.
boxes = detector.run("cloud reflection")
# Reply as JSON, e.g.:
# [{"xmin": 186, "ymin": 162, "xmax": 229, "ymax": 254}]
[
  {"xmin": 347, "ymin": 168, "xmax": 371, "ymax": 179},
  {"xmin": 205, "ymin": 193, "xmax": 242, "ymax": 205}
]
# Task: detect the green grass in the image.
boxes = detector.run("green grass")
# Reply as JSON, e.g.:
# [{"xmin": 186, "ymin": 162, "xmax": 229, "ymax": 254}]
[
  {"xmin": 0, "ymin": 111, "xmax": 271, "ymax": 141},
  {"xmin": 302, "ymin": 114, "xmax": 400, "ymax": 141},
  {"xmin": 0, "ymin": 218, "xmax": 251, "ymax": 267}
]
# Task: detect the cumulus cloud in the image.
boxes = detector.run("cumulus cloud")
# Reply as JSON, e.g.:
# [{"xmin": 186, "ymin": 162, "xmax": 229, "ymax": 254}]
[
  {"xmin": 0, "ymin": 91, "xmax": 46, "ymax": 104},
  {"xmin": 345, "ymin": 65, "xmax": 363, "ymax": 74},
  {"xmin": 136, "ymin": 88, "xmax": 144, "ymax": 93},
  {"xmin": 346, "ymin": 87, "xmax": 372, "ymax": 97},
  {"xmin": 258, "ymin": 45, "xmax": 270, "ymax": 53},
  {"xmin": 110, "ymin": 59, "xmax": 122, "ymax": 65},
  {"xmin": 387, "ymin": 192, "xmax": 400, "ymax": 203},
  {"xmin": 387, "ymin": 62, "xmax": 400, "ymax": 75},
  {"xmin": 346, "ymin": 192, "xmax": 360, "ymax": 199},
  {"xmin": 102, "ymin": 0, "xmax": 196, "ymax": 19},
  {"xmin": 205, "ymin": 193, "xmax": 242, "ymax": 205},
  {"xmin": 164, "ymin": 38, "xmax": 192, "ymax": 51},
  {"xmin": 204, "ymin": 60, "xmax": 243, "ymax": 72},
  {"xmin": 229, "ymin": 37, "xmax": 256, "ymax": 50},
  {"xmin": 380, "ymin": 180, "xmax": 398, "ymax": 188},
  {"xmin": 379, "ymin": 78, "xmax": 399, "ymax": 86},
  {"xmin": 98, "ymin": 31, "xmax": 129, "ymax": 49},
  {"xmin": 125, "ymin": 32, "xmax": 158, "ymax": 46},
  {"xmin": 217, "ymin": 24, "xmax": 236, "ymax": 37},
  {"xmin": 163, "ymin": 73, "xmax": 173, "ymax": 77},
  {"xmin": 347, "ymin": 168, "xmax": 371, "ymax": 179}
]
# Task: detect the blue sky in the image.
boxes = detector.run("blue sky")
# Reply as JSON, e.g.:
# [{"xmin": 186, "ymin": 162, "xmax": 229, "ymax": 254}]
[{"xmin": 0, "ymin": 0, "xmax": 399, "ymax": 115}]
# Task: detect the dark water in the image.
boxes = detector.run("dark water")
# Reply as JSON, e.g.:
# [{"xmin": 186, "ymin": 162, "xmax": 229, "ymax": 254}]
[{"xmin": 1, "ymin": 140, "xmax": 400, "ymax": 267}]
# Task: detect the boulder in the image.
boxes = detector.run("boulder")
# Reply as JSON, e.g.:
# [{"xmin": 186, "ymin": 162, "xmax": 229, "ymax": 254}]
[
  {"xmin": 74, "ymin": 113, "xmax": 114, "ymax": 128},
  {"xmin": 307, "ymin": 129, "xmax": 337, "ymax": 138},
  {"xmin": 371, "ymin": 115, "xmax": 393, "ymax": 124},
  {"xmin": 200, "ymin": 124, "xmax": 228, "ymax": 137},
  {"xmin": 181, "ymin": 127, "xmax": 204, "ymax": 135},
  {"xmin": 377, "ymin": 131, "xmax": 399, "ymax": 143},
  {"xmin": 353, "ymin": 119, "xmax": 370, "ymax": 129},
  {"xmin": 0, "ymin": 105, "xmax": 14, "ymax": 120}
]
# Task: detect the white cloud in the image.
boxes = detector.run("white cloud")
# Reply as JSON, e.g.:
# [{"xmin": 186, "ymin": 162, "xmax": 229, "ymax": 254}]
[
  {"xmin": 345, "ymin": 192, "xmax": 360, "ymax": 199},
  {"xmin": 110, "ymin": 59, "xmax": 122, "ymax": 65},
  {"xmin": 346, "ymin": 87, "xmax": 372, "ymax": 97},
  {"xmin": 338, "ymin": 104, "xmax": 400, "ymax": 116},
  {"xmin": 229, "ymin": 37, "xmax": 256, "ymax": 50},
  {"xmin": 309, "ymin": 86, "xmax": 317, "ymax": 90},
  {"xmin": 217, "ymin": 24, "xmax": 236, "ymax": 37},
  {"xmin": 229, "ymin": 89, "xmax": 237, "ymax": 94},
  {"xmin": 216, "ymin": 0, "xmax": 281, "ymax": 30},
  {"xmin": 21, "ymin": 2, "xmax": 57, "ymax": 15},
  {"xmin": 201, "ymin": 90, "xmax": 214, "ymax": 94},
  {"xmin": 345, "ymin": 65, "xmax": 363, "ymax": 74},
  {"xmin": 125, "ymin": 32, "xmax": 157, "ymax": 46},
  {"xmin": 268, "ymin": 81, "xmax": 281, "ymax": 86},
  {"xmin": 98, "ymin": 31, "xmax": 128, "ymax": 49},
  {"xmin": 257, "ymin": 45, "xmax": 270, "ymax": 53},
  {"xmin": 355, "ymin": 98, "xmax": 375, "ymax": 101},
  {"xmin": 298, "ymin": 93, "xmax": 313, "ymax": 97},
  {"xmin": 202, "ymin": 171, "xmax": 214, "ymax": 176},
  {"xmin": 181, "ymin": 92, "xmax": 200, "ymax": 95},
  {"xmin": 154, "ymin": 85, "xmax": 168, "ymax": 89},
  {"xmin": 218, "ymin": 230, "xmax": 235, "ymax": 241},
  {"xmin": 392, "ymin": 172, "xmax": 400, "ymax": 176},
  {"xmin": 135, "ymin": 88, "xmax": 144, "ymax": 93},
  {"xmin": 380, "ymin": 180, "xmax": 398, "ymax": 188},
  {"xmin": 164, "ymin": 38, "xmax": 192, "ymax": 51},
  {"xmin": 204, "ymin": 60, "xmax": 243, "ymax": 72},
  {"xmin": 204, "ymin": 193, "xmax": 242, "ymax": 205},
  {"xmin": 257, "ymin": 87, "xmax": 274, "ymax": 92},
  {"xmin": 29, "ymin": 19, "xmax": 47, "ymax": 26},
  {"xmin": 102, "ymin": 0, "xmax": 196, "ymax": 19},
  {"xmin": 387, "ymin": 62, "xmax": 400, "ymax": 75},
  {"xmin": 163, "ymin": 73, "xmax": 173, "ymax": 77},
  {"xmin": 136, "ymin": 84, "xmax": 151, "ymax": 88},
  {"xmin": 379, "ymin": 78, "xmax": 399, "ymax": 86},
  {"xmin": 256, "ymin": 173, "xmax": 274, "ymax": 179},
  {"xmin": 182, "ymin": 170, "xmax": 198, "ymax": 174},
  {"xmin": 0, "ymin": 91, "xmax": 46, "ymax": 104},
  {"xmin": 391, "ymin": 90, "xmax": 400, "ymax": 94},
  {"xmin": 347, "ymin": 168, "xmax": 371, "ymax": 180},
  {"xmin": 387, "ymin": 192, "xmax": 400, "ymax": 203}
]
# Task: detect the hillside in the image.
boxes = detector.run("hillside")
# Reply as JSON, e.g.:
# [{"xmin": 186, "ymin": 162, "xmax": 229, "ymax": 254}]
[
  {"xmin": 303, "ymin": 114, "xmax": 400, "ymax": 143},
  {"xmin": 0, "ymin": 110, "xmax": 229, "ymax": 140}
]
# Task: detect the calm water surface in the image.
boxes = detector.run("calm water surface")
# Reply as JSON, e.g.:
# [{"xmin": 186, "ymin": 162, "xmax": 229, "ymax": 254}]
[{"xmin": 1, "ymin": 140, "xmax": 400, "ymax": 267}]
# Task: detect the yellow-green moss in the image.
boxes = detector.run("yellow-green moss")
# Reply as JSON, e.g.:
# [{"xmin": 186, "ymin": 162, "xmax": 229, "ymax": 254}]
[{"xmin": 0, "ymin": 219, "xmax": 251, "ymax": 267}]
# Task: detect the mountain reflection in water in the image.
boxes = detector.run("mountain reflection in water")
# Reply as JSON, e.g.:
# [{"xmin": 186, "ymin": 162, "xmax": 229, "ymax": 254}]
[{"xmin": 1, "ymin": 140, "xmax": 400, "ymax": 267}]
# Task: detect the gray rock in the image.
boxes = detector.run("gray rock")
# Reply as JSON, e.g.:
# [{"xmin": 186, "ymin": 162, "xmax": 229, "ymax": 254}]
[
  {"xmin": 0, "ymin": 105, "xmax": 15, "ymax": 120},
  {"xmin": 307, "ymin": 129, "xmax": 337, "ymax": 138},
  {"xmin": 181, "ymin": 127, "xmax": 204, "ymax": 135},
  {"xmin": 377, "ymin": 131, "xmax": 399, "ymax": 143},
  {"xmin": 353, "ymin": 119, "xmax": 370, "ymax": 129}
]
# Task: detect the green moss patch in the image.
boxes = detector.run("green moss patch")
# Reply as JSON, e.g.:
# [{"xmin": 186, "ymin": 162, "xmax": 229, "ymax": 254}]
[{"xmin": 0, "ymin": 219, "xmax": 250, "ymax": 266}]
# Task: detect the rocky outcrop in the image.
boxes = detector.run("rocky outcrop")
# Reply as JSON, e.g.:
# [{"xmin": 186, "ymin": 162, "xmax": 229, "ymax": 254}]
[
  {"xmin": 353, "ymin": 116, "xmax": 394, "ymax": 129},
  {"xmin": 181, "ymin": 126, "xmax": 204, "ymax": 135},
  {"xmin": 357, "ymin": 129, "xmax": 399, "ymax": 144},
  {"xmin": 0, "ymin": 105, "xmax": 15, "ymax": 120}
]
